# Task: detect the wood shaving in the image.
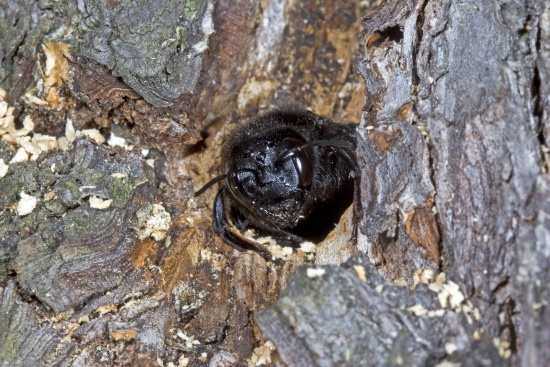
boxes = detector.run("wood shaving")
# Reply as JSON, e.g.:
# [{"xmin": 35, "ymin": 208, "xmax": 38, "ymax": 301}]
[
  {"xmin": 77, "ymin": 315, "xmax": 90, "ymax": 324},
  {"xmin": 298, "ymin": 241, "xmax": 317, "ymax": 253},
  {"xmin": 412, "ymin": 268, "xmax": 435, "ymax": 286},
  {"xmin": 492, "ymin": 337, "xmax": 512, "ymax": 359},
  {"xmin": 0, "ymin": 92, "xmax": 59, "ymax": 162},
  {"xmin": 9, "ymin": 148, "xmax": 28, "ymax": 164},
  {"xmin": 0, "ymin": 101, "xmax": 8, "ymax": 118},
  {"xmin": 57, "ymin": 137, "xmax": 70, "ymax": 151},
  {"xmin": 32, "ymin": 134, "xmax": 58, "ymax": 153},
  {"xmin": 306, "ymin": 268, "xmax": 326, "ymax": 278},
  {"xmin": 43, "ymin": 41, "xmax": 70, "ymax": 88},
  {"xmin": 435, "ymin": 361, "xmax": 462, "ymax": 367},
  {"xmin": 65, "ymin": 119, "xmax": 77, "ymax": 143},
  {"xmin": 428, "ymin": 272, "xmax": 447, "ymax": 293},
  {"xmin": 95, "ymin": 304, "xmax": 117, "ymax": 315},
  {"xmin": 17, "ymin": 191, "xmax": 37, "ymax": 216},
  {"xmin": 89, "ymin": 196, "xmax": 113, "ymax": 209},
  {"xmin": 265, "ymin": 243, "xmax": 293, "ymax": 260},
  {"xmin": 438, "ymin": 281, "xmax": 465, "ymax": 310},
  {"xmin": 247, "ymin": 340, "xmax": 276, "ymax": 367},
  {"xmin": 407, "ymin": 303, "xmax": 428, "ymax": 316},
  {"xmin": 24, "ymin": 93, "xmax": 48, "ymax": 106},
  {"xmin": 0, "ymin": 99, "xmax": 15, "ymax": 135},
  {"xmin": 178, "ymin": 355, "xmax": 189, "ymax": 367},
  {"xmin": 108, "ymin": 133, "xmax": 133, "ymax": 149},
  {"xmin": 22, "ymin": 115, "xmax": 34, "ymax": 131},
  {"xmin": 427, "ymin": 309, "xmax": 445, "ymax": 317},
  {"xmin": 109, "ymin": 329, "xmax": 137, "ymax": 341},
  {"xmin": 17, "ymin": 136, "xmax": 41, "ymax": 157},
  {"xmin": 445, "ymin": 342, "xmax": 458, "ymax": 355},
  {"xmin": 81, "ymin": 129, "xmax": 106, "ymax": 144},
  {"xmin": 352, "ymin": 265, "xmax": 368, "ymax": 282},
  {"xmin": 393, "ymin": 279, "xmax": 409, "ymax": 287},
  {"xmin": 255, "ymin": 236, "xmax": 293, "ymax": 260},
  {"xmin": 0, "ymin": 159, "xmax": 8, "ymax": 178}
]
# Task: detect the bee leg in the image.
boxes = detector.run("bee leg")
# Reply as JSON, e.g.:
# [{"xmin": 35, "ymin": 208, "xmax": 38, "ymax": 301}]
[
  {"xmin": 247, "ymin": 221, "xmax": 307, "ymax": 248},
  {"xmin": 350, "ymin": 173, "xmax": 362, "ymax": 242},
  {"xmin": 213, "ymin": 189, "xmax": 282, "ymax": 263},
  {"xmin": 339, "ymin": 148, "xmax": 363, "ymax": 242},
  {"xmin": 229, "ymin": 203, "xmax": 306, "ymax": 247}
]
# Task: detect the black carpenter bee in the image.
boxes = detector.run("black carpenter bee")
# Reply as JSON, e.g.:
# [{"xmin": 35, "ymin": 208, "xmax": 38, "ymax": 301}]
[{"xmin": 195, "ymin": 109, "xmax": 361, "ymax": 261}]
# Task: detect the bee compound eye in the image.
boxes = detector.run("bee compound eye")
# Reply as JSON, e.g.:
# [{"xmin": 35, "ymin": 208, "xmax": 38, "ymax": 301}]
[
  {"xmin": 282, "ymin": 137, "xmax": 313, "ymax": 187},
  {"xmin": 292, "ymin": 154, "xmax": 313, "ymax": 186},
  {"xmin": 227, "ymin": 170, "xmax": 255, "ymax": 207}
]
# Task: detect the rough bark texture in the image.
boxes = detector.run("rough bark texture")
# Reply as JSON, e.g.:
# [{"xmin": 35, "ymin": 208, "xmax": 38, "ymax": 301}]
[
  {"xmin": 1, "ymin": 0, "xmax": 549, "ymax": 366},
  {"xmin": 258, "ymin": 0, "xmax": 550, "ymax": 366},
  {"xmin": 0, "ymin": 0, "xmax": 364, "ymax": 366},
  {"xmin": 259, "ymin": 259, "xmax": 501, "ymax": 367}
]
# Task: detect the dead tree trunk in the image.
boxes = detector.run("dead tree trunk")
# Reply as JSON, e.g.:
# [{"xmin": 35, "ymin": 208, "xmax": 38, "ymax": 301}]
[
  {"xmin": 0, "ymin": 0, "xmax": 549, "ymax": 366},
  {"xmin": 259, "ymin": 0, "xmax": 550, "ymax": 366},
  {"xmin": 0, "ymin": 0, "xmax": 364, "ymax": 366}
]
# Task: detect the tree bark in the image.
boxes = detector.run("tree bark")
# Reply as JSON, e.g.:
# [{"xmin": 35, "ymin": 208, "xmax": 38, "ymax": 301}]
[
  {"xmin": 259, "ymin": 0, "xmax": 550, "ymax": 366},
  {"xmin": 1, "ymin": 0, "xmax": 549, "ymax": 366},
  {"xmin": 0, "ymin": 0, "xmax": 364, "ymax": 366}
]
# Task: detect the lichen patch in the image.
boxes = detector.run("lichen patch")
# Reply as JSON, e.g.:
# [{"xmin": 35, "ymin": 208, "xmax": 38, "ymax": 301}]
[{"xmin": 136, "ymin": 204, "xmax": 172, "ymax": 241}]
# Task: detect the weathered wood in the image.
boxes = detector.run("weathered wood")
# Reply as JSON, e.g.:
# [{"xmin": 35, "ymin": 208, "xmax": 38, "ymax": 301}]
[
  {"xmin": 257, "ymin": 0, "xmax": 550, "ymax": 366},
  {"xmin": 0, "ymin": 281, "xmax": 63, "ymax": 366},
  {"xmin": 77, "ymin": 0, "xmax": 214, "ymax": 108},
  {"xmin": 11, "ymin": 139, "xmax": 157, "ymax": 312},
  {"xmin": 0, "ymin": 0, "xmax": 365, "ymax": 366},
  {"xmin": 259, "ymin": 259, "xmax": 502, "ymax": 367},
  {"xmin": 3, "ymin": 0, "xmax": 549, "ymax": 365}
]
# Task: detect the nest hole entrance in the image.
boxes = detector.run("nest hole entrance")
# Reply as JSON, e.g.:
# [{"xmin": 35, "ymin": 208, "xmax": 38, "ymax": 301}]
[{"xmin": 291, "ymin": 181, "xmax": 354, "ymax": 243}]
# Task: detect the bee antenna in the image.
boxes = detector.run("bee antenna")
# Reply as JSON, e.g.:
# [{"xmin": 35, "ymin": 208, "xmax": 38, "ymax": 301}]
[
  {"xmin": 194, "ymin": 168, "xmax": 259, "ymax": 197},
  {"xmin": 194, "ymin": 174, "xmax": 229, "ymax": 197},
  {"xmin": 275, "ymin": 141, "xmax": 353, "ymax": 164}
]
